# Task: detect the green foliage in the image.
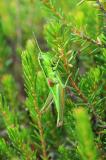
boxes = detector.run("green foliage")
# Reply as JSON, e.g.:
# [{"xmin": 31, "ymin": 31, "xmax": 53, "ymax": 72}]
[
  {"xmin": 1, "ymin": 74, "xmax": 18, "ymax": 109},
  {"xmin": 0, "ymin": 94, "xmax": 36, "ymax": 159},
  {"xmin": 0, "ymin": 0, "xmax": 106, "ymax": 159},
  {"xmin": 74, "ymin": 107, "xmax": 98, "ymax": 160}
]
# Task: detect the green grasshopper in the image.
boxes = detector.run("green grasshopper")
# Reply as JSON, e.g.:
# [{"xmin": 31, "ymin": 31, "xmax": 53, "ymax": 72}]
[{"xmin": 35, "ymin": 38, "xmax": 70, "ymax": 127}]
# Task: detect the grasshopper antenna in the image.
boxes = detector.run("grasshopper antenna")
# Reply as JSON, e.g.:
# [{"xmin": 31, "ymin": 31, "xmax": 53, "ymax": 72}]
[
  {"xmin": 32, "ymin": 31, "xmax": 46, "ymax": 76},
  {"xmin": 32, "ymin": 31, "xmax": 42, "ymax": 57},
  {"xmin": 77, "ymin": 0, "xmax": 85, "ymax": 6}
]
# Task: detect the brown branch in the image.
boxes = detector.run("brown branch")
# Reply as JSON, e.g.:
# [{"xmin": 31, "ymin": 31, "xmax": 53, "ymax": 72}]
[
  {"xmin": 59, "ymin": 49, "xmax": 103, "ymax": 123},
  {"xmin": 41, "ymin": 0, "xmax": 64, "ymax": 20},
  {"xmin": 96, "ymin": 0, "xmax": 106, "ymax": 15},
  {"xmin": 68, "ymin": 76, "xmax": 88, "ymax": 103},
  {"xmin": 68, "ymin": 74, "xmax": 103, "ymax": 123},
  {"xmin": 72, "ymin": 29, "xmax": 104, "ymax": 48},
  {"xmin": 33, "ymin": 93, "xmax": 48, "ymax": 160},
  {"xmin": 59, "ymin": 49, "xmax": 88, "ymax": 104},
  {"xmin": 41, "ymin": 0, "xmax": 105, "ymax": 48}
]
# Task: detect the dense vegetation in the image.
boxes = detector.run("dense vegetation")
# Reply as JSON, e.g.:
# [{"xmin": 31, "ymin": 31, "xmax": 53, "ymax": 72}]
[{"xmin": 0, "ymin": 0, "xmax": 106, "ymax": 159}]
